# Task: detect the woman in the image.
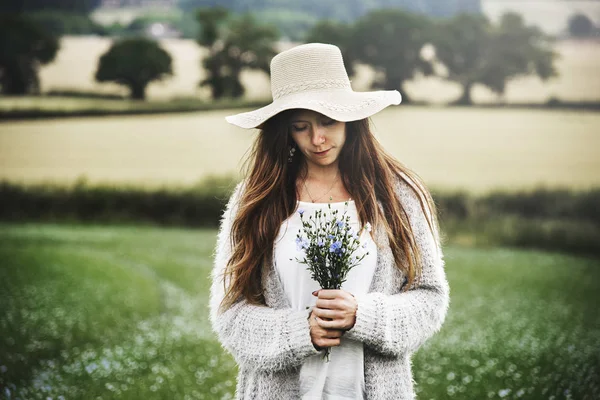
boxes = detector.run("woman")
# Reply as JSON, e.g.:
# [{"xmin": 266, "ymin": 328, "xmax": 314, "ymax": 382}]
[{"xmin": 209, "ymin": 43, "xmax": 450, "ymax": 400}]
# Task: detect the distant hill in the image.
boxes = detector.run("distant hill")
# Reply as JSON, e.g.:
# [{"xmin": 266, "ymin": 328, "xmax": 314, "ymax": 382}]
[
  {"xmin": 179, "ymin": 0, "xmax": 482, "ymax": 20},
  {"xmin": 176, "ymin": 0, "xmax": 481, "ymax": 39}
]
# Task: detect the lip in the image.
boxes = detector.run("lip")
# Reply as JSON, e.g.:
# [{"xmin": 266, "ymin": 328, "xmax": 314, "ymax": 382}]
[{"xmin": 313, "ymin": 149, "xmax": 331, "ymax": 156}]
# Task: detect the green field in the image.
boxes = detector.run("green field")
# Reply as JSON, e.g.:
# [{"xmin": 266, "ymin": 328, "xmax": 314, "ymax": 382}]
[{"xmin": 0, "ymin": 223, "xmax": 598, "ymax": 399}]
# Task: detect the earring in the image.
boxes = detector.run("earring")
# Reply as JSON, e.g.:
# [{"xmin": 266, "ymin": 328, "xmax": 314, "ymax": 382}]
[{"xmin": 288, "ymin": 146, "xmax": 296, "ymax": 163}]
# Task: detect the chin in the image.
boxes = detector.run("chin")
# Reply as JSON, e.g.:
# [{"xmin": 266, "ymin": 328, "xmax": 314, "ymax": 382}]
[{"xmin": 314, "ymin": 158, "xmax": 336, "ymax": 166}]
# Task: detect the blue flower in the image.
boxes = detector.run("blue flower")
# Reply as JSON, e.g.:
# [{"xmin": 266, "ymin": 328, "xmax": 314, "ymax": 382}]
[
  {"xmin": 329, "ymin": 240, "xmax": 343, "ymax": 254},
  {"xmin": 328, "ymin": 234, "xmax": 335, "ymax": 239},
  {"xmin": 336, "ymin": 220, "xmax": 345, "ymax": 228},
  {"xmin": 298, "ymin": 209, "xmax": 305, "ymax": 216},
  {"xmin": 317, "ymin": 238, "xmax": 324, "ymax": 247},
  {"xmin": 296, "ymin": 236, "xmax": 303, "ymax": 251}
]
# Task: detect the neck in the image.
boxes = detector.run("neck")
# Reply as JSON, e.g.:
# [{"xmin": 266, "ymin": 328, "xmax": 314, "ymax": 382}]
[{"xmin": 301, "ymin": 160, "xmax": 340, "ymax": 182}]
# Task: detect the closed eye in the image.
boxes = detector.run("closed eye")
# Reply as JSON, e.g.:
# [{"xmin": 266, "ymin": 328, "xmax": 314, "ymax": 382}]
[{"xmin": 291, "ymin": 124, "xmax": 308, "ymax": 132}]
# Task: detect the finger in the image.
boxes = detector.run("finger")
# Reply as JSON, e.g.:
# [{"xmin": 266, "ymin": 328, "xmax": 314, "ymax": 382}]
[
  {"xmin": 323, "ymin": 329, "xmax": 343, "ymax": 339},
  {"xmin": 315, "ymin": 298, "xmax": 338, "ymax": 309},
  {"xmin": 317, "ymin": 289, "xmax": 342, "ymax": 299},
  {"xmin": 312, "ymin": 307, "xmax": 340, "ymax": 320},
  {"xmin": 315, "ymin": 338, "xmax": 341, "ymax": 348},
  {"xmin": 316, "ymin": 316, "xmax": 345, "ymax": 330}
]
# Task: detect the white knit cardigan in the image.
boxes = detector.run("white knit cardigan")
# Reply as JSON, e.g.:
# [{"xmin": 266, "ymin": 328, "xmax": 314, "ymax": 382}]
[{"xmin": 209, "ymin": 176, "xmax": 451, "ymax": 400}]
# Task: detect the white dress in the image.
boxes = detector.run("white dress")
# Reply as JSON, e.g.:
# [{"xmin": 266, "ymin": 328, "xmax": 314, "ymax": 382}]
[{"xmin": 273, "ymin": 200, "xmax": 378, "ymax": 400}]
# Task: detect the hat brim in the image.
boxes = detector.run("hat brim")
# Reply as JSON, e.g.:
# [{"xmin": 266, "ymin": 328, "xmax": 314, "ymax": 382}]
[{"xmin": 225, "ymin": 89, "xmax": 401, "ymax": 129}]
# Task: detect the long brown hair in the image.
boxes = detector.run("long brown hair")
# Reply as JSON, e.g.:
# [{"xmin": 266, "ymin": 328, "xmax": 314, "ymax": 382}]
[{"xmin": 220, "ymin": 109, "xmax": 440, "ymax": 311}]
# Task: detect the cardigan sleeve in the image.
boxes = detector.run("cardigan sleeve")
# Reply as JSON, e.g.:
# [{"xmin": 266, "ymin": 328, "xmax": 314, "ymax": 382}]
[
  {"xmin": 343, "ymin": 177, "xmax": 450, "ymax": 357},
  {"xmin": 209, "ymin": 181, "xmax": 321, "ymax": 372}
]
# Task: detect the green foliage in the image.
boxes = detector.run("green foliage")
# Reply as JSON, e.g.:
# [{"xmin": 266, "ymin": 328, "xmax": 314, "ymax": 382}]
[
  {"xmin": 168, "ymin": 12, "xmax": 200, "ymax": 39},
  {"xmin": 350, "ymin": 9, "xmax": 434, "ymax": 102},
  {"xmin": 28, "ymin": 10, "xmax": 106, "ymax": 36},
  {"xmin": 95, "ymin": 37, "xmax": 173, "ymax": 100},
  {"xmin": 0, "ymin": 176, "xmax": 238, "ymax": 228},
  {"xmin": 103, "ymin": 21, "xmax": 128, "ymax": 37},
  {"xmin": 2, "ymin": 179, "xmax": 599, "ymax": 256},
  {"xmin": 0, "ymin": 14, "xmax": 59, "ymax": 95},
  {"xmin": 430, "ymin": 12, "xmax": 559, "ymax": 104},
  {"xmin": 568, "ymin": 13, "xmax": 595, "ymax": 37},
  {"xmin": 196, "ymin": 8, "xmax": 278, "ymax": 99},
  {"xmin": 434, "ymin": 187, "xmax": 600, "ymax": 226},
  {"xmin": 0, "ymin": 0, "xmax": 102, "ymax": 14},
  {"xmin": 45, "ymin": 89, "xmax": 126, "ymax": 99},
  {"xmin": 0, "ymin": 96, "xmax": 271, "ymax": 119},
  {"xmin": 120, "ymin": 12, "xmax": 197, "ymax": 38},
  {"xmin": 435, "ymin": 187, "xmax": 600, "ymax": 256},
  {"xmin": 178, "ymin": 0, "xmax": 480, "ymax": 20},
  {"xmin": 181, "ymin": 0, "xmax": 363, "ymax": 20},
  {"xmin": 305, "ymin": 20, "xmax": 357, "ymax": 77},
  {"xmin": 196, "ymin": 6, "xmax": 229, "ymax": 47},
  {"xmin": 253, "ymin": 9, "xmax": 315, "ymax": 41}
]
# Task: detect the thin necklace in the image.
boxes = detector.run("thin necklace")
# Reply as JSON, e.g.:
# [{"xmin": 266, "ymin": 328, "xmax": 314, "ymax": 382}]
[{"xmin": 303, "ymin": 170, "xmax": 339, "ymax": 203}]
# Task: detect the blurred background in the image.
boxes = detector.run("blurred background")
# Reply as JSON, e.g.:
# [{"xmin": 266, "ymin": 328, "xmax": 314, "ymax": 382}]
[{"xmin": 1, "ymin": 1, "xmax": 599, "ymax": 399}]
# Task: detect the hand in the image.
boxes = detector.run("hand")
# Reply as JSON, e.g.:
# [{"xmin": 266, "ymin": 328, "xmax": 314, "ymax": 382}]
[
  {"xmin": 308, "ymin": 309, "xmax": 343, "ymax": 350},
  {"xmin": 311, "ymin": 289, "xmax": 358, "ymax": 331}
]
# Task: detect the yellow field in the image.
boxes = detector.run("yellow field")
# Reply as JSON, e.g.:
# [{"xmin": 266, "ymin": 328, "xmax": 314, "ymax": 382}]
[{"xmin": 1, "ymin": 107, "xmax": 598, "ymax": 193}]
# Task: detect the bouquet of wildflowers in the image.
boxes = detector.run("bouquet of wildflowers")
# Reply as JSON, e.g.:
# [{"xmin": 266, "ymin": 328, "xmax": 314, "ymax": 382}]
[{"xmin": 294, "ymin": 202, "xmax": 371, "ymax": 361}]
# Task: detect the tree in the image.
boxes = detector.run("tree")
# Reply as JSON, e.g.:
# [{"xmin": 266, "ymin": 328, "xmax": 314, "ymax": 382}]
[
  {"xmin": 568, "ymin": 13, "xmax": 594, "ymax": 38},
  {"xmin": 428, "ymin": 13, "xmax": 491, "ymax": 105},
  {"xmin": 0, "ymin": 0, "xmax": 102, "ymax": 14},
  {"xmin": 28, "ymin": 11, "xmax": 107, "ymax": 36},
  {"xmin": 196, "ymin": 8, "xmax": 278, "ymax": 99},
  {"xmin": 430, "ymin": 12, "xmax": 558, "ymax": 105},
  {"xmin": 95, "ymin": 38, "xmax": 173, "ymax": 100},
  {"xmin": 0, "ymin": 14, "xmax": 59, "ymax": 95},
  {"xmin": 349, "ymin": 9, "xmax": 435, "ymax": 103}
]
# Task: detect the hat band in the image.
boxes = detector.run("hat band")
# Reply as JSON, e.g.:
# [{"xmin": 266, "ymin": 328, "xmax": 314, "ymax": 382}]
[{"xmin": 272, "ymin": 78, "xmax": 351, "ymax": 100}]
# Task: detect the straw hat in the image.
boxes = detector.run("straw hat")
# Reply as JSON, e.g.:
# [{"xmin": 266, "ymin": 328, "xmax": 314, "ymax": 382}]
[{"xmin": 225, "ymin": 43, "xmax": 402, "ymax": 129}]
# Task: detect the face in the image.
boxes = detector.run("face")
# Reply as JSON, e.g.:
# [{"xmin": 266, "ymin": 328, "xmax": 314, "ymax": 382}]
[{"xmin": 289, "ymin": 109, "xmax": 346, "ymax": 168}]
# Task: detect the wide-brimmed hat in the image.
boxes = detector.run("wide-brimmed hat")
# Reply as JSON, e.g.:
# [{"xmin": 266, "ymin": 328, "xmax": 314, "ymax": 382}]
[{"xmin": 225, "ymin": 43, "xmax": 402, "ymax": 129}]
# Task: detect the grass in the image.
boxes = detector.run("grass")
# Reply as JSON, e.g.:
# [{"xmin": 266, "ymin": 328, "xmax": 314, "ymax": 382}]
[
  {"xmin": 0, "ymin": 95, "xmax": 599, "ymax": 121},
  {"xmin": 0, "ymin": 223, "xmax": 598, "ymax": 399},
  {"xmin": 0, "ymin": 96, "xmax": 270, "ymax": 121}
]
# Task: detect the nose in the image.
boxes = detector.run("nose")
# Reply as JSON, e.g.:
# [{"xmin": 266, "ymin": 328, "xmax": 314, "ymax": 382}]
[{"xmin": 310, "ymin": 127, "xmax": 326, "ymax": 147}]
